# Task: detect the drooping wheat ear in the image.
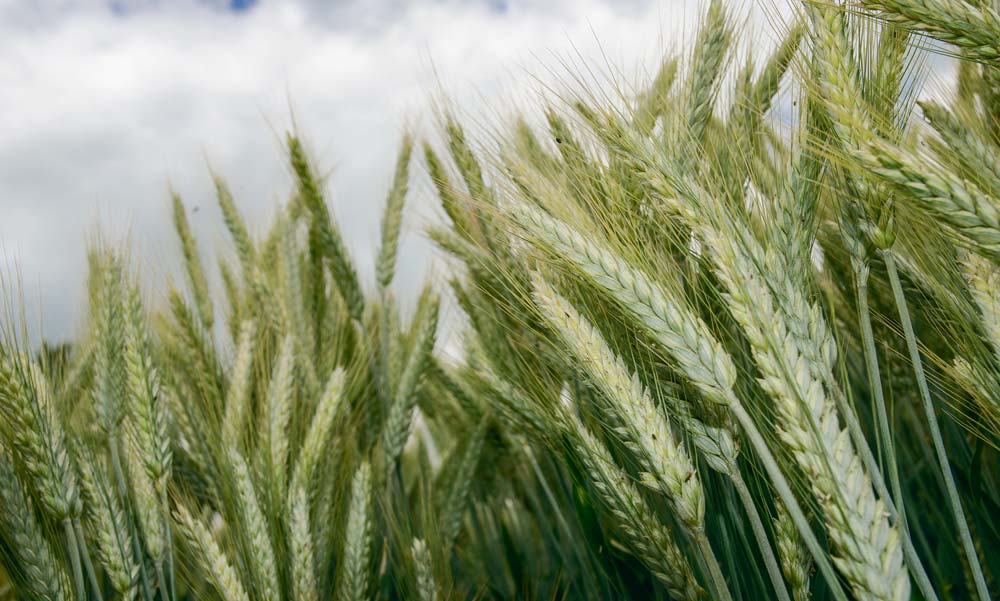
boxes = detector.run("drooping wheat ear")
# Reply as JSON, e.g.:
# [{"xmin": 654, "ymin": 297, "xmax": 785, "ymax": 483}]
[
  {"xmin": 229, "ymin": 451, "xmax": 280, "ymax": 601},
  {"xmin": 214, "ymin": 174, "xmax": 256, "ymax": 276},
  {"xmin": 699, "ymin": 223, "xmax": 909, "ymax": 601},
  {"xmin": 223, "ymin": 319, "xmax": 257, "ymax": 450},
  {"xmin": 123, "ymin": 280, "xmax": 171, "ymax": 491},
  {"xmin": 438, "ymin": 415, "xmax": 488, "ymax": 551},
  {"xmin": 291, "ymin": 486, "xmax": 319, "ymax": 601},
  {"xmin": 381, "ymin": 288, "xmax": 439, "ymax": 482},
  {"xmin": 0, "ymin": 448, "xmax": 71, "ymax": 601},
  {"xmin": 774, "ymin": 503, "xmax": 811, "ymax": 601},
  {"xmin": 267, "ymin": 335, "xmax": 296, "ymax": 496},
  {"xmin": 337, "ymin": 461, "xmax": 373, "ymax": 601},
  {"xmin": 921, "ymin": 99, "xmax": 1000, "ymax": 196},
  {"xmin": 78, "ymin": 452, "xmax": 139, "ymax": 599},
  {"xmin": 562, "ymin": 411, "xmax": 703, "ymax": 601},
  {"xmin": 963, "ymin": 251, "xmax": 1000, "ymax": 360},
  {"xmin": 174, "ymin": 503, "xmax": 250, "ymax": 601},
  {"xmin": 506, "ymin": 201, "xmax": 738, "ymax": 408},
  {"xmin": 94, "ymin": 256, "xmax": 127, "ymax": 436},
  {"xmin": 531, "ymin": 273, "xmax": 704, "ymax": 533},
  {"xmin": 0, "ymin": 357, "xmax": 80, "ymax": 520},
  {"xmin": 862, "ymin": 0, "xmax": 1000, "ymax": 64},
  {"xmin": 377, "ymin": 132, "xmax": 414, "ymax": 292},
  {"xmin": 171, "ymin": 192, "xmax": 214, "ymax": 329},
  {"xmin": 291, "ymin": 366, "xmax": 345, "ymax": 502},
  {"xmin": 810, "ymin": 3, "xmax": 1000, "ymax": 258},
  {"xmin": 123, "ymin": 434, "xmax": 166, "ymax": 564},
  {"xmin": 288, "ymin": 135, "xmax": 365, "ymax": 322},
  {"xmin": 411, "ymin": 538, "xmax": 437, "ymax": 601}
]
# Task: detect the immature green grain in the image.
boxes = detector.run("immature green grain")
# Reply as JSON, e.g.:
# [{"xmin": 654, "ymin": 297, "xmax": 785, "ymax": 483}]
[
  {"xmin": 377, "ymin": 133, "xmax": 414, "ymax": 292},
  {"xmin": 290, "ymin": 367, "xmax": 345, "ymax": 501},
  {"xmin": 214, "ymin": 174, "xmax": 256, "ymax": 276},
  {"xmin": 531, "ymin": 274, "xmax": 704, "ymax": 533},
  {"xmin": 684, "ymin": 0, "xmax": 732, "ymax": 146},
  {"xmin": 94, "ymin": 257, "xmax": 128, "ymax": 436},
  {"xmin": 267, "ymin": 335, "xmax": 296, "ymax": 495},
  {"xmin": 78, "ymin": 453, "xmax": 139, "ymax": 600},
  {"xmin": 174, "ymin": 503, "xmax": 250, "ymax": 601},
  {"xmin": 123, "ymin": 281, "xmax": 171, "ymax": 490},
  {"xmin": 230, "ymin": 451, "xmax": 280, "ymax": 601},
  {"xmin": 562, "ymin": 412, "xmax": 702, "ymax": 601},
  {"xmin": 337, "ymin": 461, "xmax": 373, "ymax": 601},
  {"xmin": 921, "ymin": 99, "xmax": 1000, "ymax": 197},
  {"xmin": 0, "ymin": 357, "xmax": 80, "ymax": 521},
  {"xmin": 774, "ymin": 504, "xmax": 811, "ymax": 601},
  {"xmin": 862, "ymin": 0, "xmax": 1000, "ymax": 64},
  {"xmin": 635, "ymin": 56, "xmax": 678, "ymax": 134},
  {"xmin": 411, "ymin": 538, "xmax": 437, "ymax": 601},
  {"xmin": 964, "ymin": 251, "xmax": 1000, "ymax": 359},
  {"xmin": 223, "ymin": 320, "xmax": 257, "ymax": 451},
  {"xmin": 0, "ymin": 448, "xmax": 71, "ymax": 601},
  {"xmin": 171, "ymin": 193, "xmax": 214, "ymax": 330},
  {"xmin": 122, "ymin": 437, "xmax": 164, "ymax": 563},
  {"xmin": 437, "ymin": 415, "xmax": 488, "ymax": 551},
  {"xmin": 288, "ymin": 135, "xmax": 365, "ymax": 322},
  {"xmin": 291, "ymin": 486, "xmax": 319, "ymax": 601},
  {"xmin": 381, "ymin": 288, "xmax": 439, "ymax": 482}
]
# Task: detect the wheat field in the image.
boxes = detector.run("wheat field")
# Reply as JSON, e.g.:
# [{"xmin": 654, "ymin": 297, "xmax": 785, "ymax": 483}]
[{"xmin": 1, "ymin": 1, "xmax": 999, "ymax": 599}]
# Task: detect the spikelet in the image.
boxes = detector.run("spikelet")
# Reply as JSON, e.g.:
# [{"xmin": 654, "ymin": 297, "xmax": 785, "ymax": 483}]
[
  {"xmin": 0, "ymin": 448, "xmax": 71, "ymax": 601},
  {"xmin": 123, "ymin": 278, "xmax": 171, "ymax": 490},
  {"xmin": 562, "ymin": 412, "xmax": 702, "ymax": 601},
  {"xmin": 437, "ymin": 415, "xmax": 488, "ymax": 550},
  {"xmin": 288, "ymin": 135, "xmax": 365, "ymax": 321},
  {"xmin": 291, "ymin": 486, "xmax": 319, "ymax": 601},
  {"xmin": 774, "ymin": 504, "xmax": 811, "ymax": 601},
  {"xmin": 377, "ymin": 133, "xmax": 414, "ymax": 292},
  {"xmin": 214, "ymin": 174, "xmax": 257, "ymax": 276},
  {"xmin": 507, "ymin": 201, "xmax": 738, "ymax": 408},
  {"xmin": 230, "ymin": 451, "xmax": 280, "ymax": 601},
  {"xmin": 123, "ymin": 434, "xmax": 166, "ymax": 563},
  {"xmin": 290, "ymin": 367, "xmax": 345, "ymax": 501},
  {"xmin": 267, "ymin": 335, "xmax": 296, "ymax": 495},
  {"xmin": 78, "ymin": 453, "xmax": 140, "ymax": 599},
  {"xmin": 174, "ymin": 503, "xmax": 250, "ymax": 601},
  {"xmin": 337, "ymin": 461, "xmax": 373, "ymax": 601},
  {"xmin": 411, "ymin": 538, "xmax": 437, "ymax": 601},
  {"xmin": 223, "ymin": 319, "xmax": 257, "ymax": 450},
  {"xmin": 531, "ymin": 274, "xmax": 704, "ymax": 533},
  {"xmin": 0, "ymin": 357, "xmax": 80, "ymax": 520},
  {"xmin": 380, "ymin": 288, "xmax": 439, "ymax": 482},
  {"xmin": 171, "ymin": 193, "xmax": 214, "ymax": 329}
]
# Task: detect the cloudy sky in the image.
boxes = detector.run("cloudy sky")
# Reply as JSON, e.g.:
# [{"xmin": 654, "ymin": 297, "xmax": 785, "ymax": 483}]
[{"xmin": 0, "ymin": 0, "xmax": 797, "ymax": 344}]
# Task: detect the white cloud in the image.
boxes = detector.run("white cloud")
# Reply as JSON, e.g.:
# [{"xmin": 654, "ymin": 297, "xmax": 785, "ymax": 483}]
[{"xmin": 0, "ymin": 0, "xmax": 798, "ymax": 343}]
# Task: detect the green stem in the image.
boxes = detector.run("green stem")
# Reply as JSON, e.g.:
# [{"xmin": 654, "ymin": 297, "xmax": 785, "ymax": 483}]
[
  {"xmin": 74, "ymin": 518, "xmax": 106, "ymax": 601},
  {"xmin": 883, "ymin": 251, "xmax": 990, "ymax": 601},
  {"xmin": 161, "ymin": 487, "xmax": 176, "ymax": 601},
  {"xmin": 729, "ymin": 470, "xmax": 791, "ymax": 601},
  {"xmin": 694, "ymin": 532, "xmax": 733, "ymax": 601},
  {"xmin": 727, "ymin": 400, "xmax": 849, "ymax": 601},
  {"xmin": 855, "ymin": 264, "xmax": 939, "ymax": 601},
  {"xmin": 63, "ymin": 518, "xmax": 85, "ymax": 601},
  {"xmin": 110, "ymin": 442, "xmax": 155, "ymax": 601}
]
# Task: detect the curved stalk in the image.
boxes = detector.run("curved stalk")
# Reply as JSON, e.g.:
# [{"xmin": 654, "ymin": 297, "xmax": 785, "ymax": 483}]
[
  {"xmin": 855, "ymin": 265, "xmax": 939, "ymax": 601},
  {"xmin": 882, "ymin": 251, "xmax": 990, "ymax": 601},
  {"xmin": 729, "ymin": 470, "xmax": 791, "ymax": 601},
  {"xmin": 727, "ymin": 401, "xmax": 849, "ymax": 601}
]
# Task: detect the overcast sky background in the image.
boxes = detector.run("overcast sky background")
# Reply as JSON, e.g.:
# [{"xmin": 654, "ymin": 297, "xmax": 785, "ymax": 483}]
[{"xmin": 1, "ymin": 0, "xmax": 817, "ymax": 344}]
